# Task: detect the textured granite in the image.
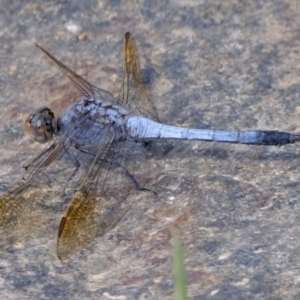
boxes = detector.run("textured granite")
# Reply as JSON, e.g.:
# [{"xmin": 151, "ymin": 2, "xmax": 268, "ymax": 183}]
[{"xmin": 1, "ymin": 0, "xmax": 300, "ymax": 299}]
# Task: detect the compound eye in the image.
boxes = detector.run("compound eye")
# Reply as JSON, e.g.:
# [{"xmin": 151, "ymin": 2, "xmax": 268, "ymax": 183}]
[{"xmin": 24, "ymin": 107, "xmax": 56, "ymax": 143}]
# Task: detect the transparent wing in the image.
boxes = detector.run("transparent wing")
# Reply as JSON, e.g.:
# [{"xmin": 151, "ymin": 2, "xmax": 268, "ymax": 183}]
[
  {"xmin": 0, "ymin": 131, "xmax": 77, "ymax": 248},
  {"xmin": 35, "ymin": 44, "xmax": 116, "ymax": 104},
  {"xmin": 118, "ymin": 32, "xmax": 159, "ymax": 121},
  {"xmin": 56, "ymin": 124, "xmax": 150, "ymax": 260}
]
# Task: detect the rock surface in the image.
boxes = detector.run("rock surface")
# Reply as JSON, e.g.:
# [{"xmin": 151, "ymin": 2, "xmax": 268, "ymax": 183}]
[{"xmin": 0, "ymin": 0, "xmax": 300, "ymax": 299}]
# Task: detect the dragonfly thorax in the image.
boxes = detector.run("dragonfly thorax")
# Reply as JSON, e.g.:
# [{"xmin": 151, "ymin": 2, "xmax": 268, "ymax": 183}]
[
  {"xmin": 24, "ymin": 107, "xmax": 59, "ymax": 143},
  {"xmin": 60, "ymin": 98, "xmax": 129, "ymax": 125},
  {"xmin": 59, "ymin": 98, "xmax": 129, "ymax": 147}
]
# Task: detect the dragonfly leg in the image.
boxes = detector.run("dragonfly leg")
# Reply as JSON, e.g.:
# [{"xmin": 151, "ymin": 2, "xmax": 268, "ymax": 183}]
[
  {"xmin": 75, "ymin": 144, "xmax": 154, "ymax": 194},
  {"xmin": 65, "ymin": 147, "xmax": 80, "ymax": 169},
  {"xmin": 105, "ymin": 158, "xmax": 156, "ymax": 195}
]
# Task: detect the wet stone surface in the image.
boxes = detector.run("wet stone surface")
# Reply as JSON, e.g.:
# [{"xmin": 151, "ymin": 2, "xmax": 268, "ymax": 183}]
[{"xmin": 1, "ymin": 0, "xmax": 300, "ymax": 299}]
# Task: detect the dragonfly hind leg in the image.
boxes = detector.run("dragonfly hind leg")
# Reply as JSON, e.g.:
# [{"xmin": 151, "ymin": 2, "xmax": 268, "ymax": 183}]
[{"xmin": 75, "ymin": 145, "xmax": 155, "ymax": 194}]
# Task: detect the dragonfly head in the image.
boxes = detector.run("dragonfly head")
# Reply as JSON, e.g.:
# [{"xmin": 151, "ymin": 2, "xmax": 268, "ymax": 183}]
[{"xmin": 24, "ymin": 107, "xmax": 59, "ymax": 143}]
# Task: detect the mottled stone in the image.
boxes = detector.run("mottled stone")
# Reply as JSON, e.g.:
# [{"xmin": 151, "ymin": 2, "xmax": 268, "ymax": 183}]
[{"xmin": 1, "ymin": 0, "xmax": 300, "ymax": 299}]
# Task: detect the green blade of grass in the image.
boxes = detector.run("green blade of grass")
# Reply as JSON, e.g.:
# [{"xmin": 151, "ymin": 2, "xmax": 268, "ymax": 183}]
[{"xmin": 172, "ymin": 232, "xmax": 188, "ymax": 300}]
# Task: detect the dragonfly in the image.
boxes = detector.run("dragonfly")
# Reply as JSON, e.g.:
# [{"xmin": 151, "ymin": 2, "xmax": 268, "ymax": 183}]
[{"xmin": 1, "ymin": 32, "xmax": 300, "ymax": 261}]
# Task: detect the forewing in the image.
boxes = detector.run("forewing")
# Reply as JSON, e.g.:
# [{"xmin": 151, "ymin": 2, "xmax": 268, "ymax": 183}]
[
  {"xmin": 119, "ymin": 32, "xmax": 159, "ymax": 121},
  {"xmin": 36, "ymin": 44, "xmax": 115, "ymax": 104},
  {"xmin": 0, "ymin": 133, "xmax": 76, "ymax": 249}
]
